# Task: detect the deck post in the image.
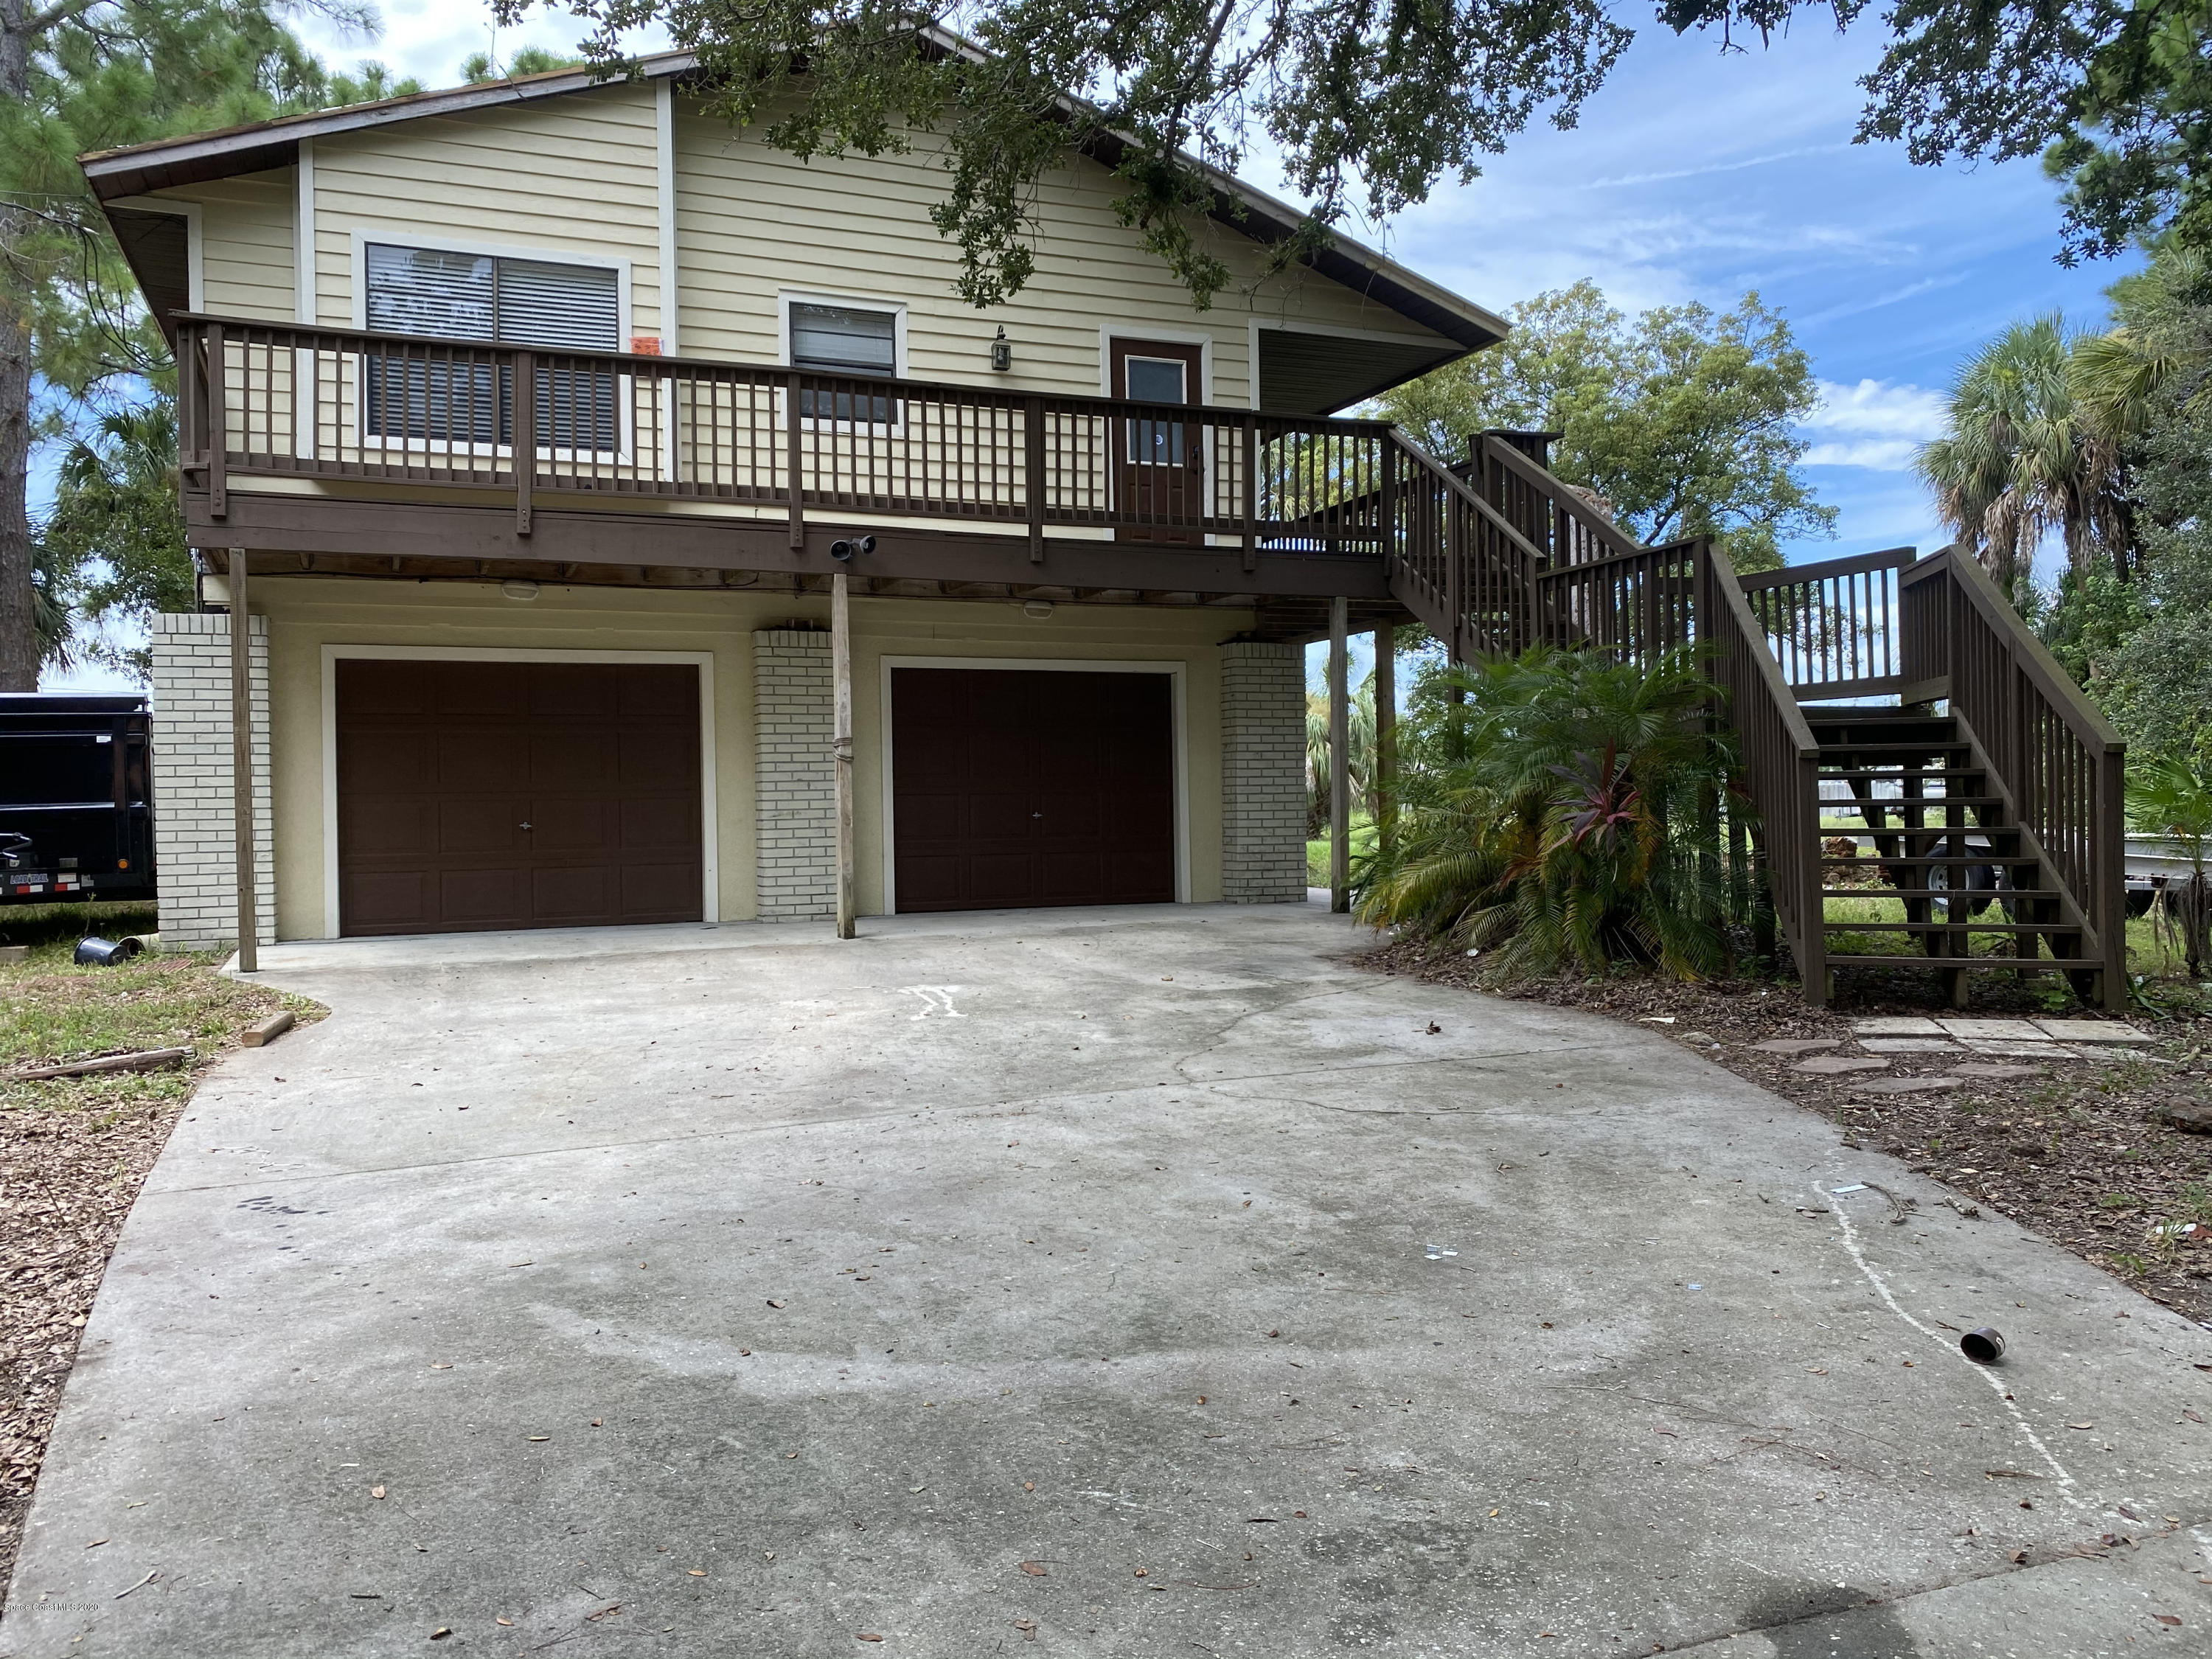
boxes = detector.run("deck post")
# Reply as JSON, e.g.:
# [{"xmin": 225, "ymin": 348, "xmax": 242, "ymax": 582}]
[
  {"xmin": 1329, "ymin": 596, "xmax": 1350, "ymax": 914},
  {"xmin": 832, "ymin": 569, "xmax": 856, "ymax": 939},
  {"xmin": 228, "ymin": 548, "xmax": 257, "ymax": 973},
  {"xmin": 787, "ymin": 370, "xmax": 806, "ymax": 552},
  {"xmin": 1373, "ymin": 623, "xmax": 1395, "ymax": 852}
]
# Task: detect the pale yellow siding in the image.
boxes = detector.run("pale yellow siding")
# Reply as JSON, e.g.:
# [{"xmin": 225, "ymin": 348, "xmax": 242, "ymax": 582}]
[
  {"xmin": 674, "ymin": 102, "xmax": 1455, "ymax": 403},
  {"xmin": 253, "ymin": 577, "xmax": 1242, "ymax": 939},
  {"xmin": 159, "ymin": 168, "xmax": 293, "ymax": 321},
  {"xmin": 308, "ymin": 82, "xmax": 665, "ymax": 339}
]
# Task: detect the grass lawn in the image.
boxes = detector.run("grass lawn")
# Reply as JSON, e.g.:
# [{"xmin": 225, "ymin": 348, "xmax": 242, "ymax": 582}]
[
  {"xmin": 0, "ymin": 901, "xmax": 321, "ymax": 1606},
  {"xmin": 1306, "ymin": 813, "xmax": 1378, "ymax": 887}
]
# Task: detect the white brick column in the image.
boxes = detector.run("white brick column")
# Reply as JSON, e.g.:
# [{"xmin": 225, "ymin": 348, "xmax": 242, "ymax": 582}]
[
  {"xmin": 149, "ymin": 612, "xmax": 275, "ymax": 949},
  {"xmin": 754, "ymin": 629, "xmax": 836, "ymax": 919},
  {"xmin": 1220, "ymin": 640, "xmax": 1307, "ymax": 902}
]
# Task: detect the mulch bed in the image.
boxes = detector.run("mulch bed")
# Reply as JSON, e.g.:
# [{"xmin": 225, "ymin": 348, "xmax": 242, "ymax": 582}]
[
  {"xmin": 1360, "ymin": 939, "xmax": 2212, "ymax": 1329},
  {"xmin": 0, "ymin": 956, "xmax": 312, "ymax": 1610}
]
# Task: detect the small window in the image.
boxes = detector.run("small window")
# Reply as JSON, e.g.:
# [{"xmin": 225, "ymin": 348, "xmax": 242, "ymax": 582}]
[
  {"xmin": 790, "ymin": 301, "xmax": 899, "ymax": 422},
  {"xmin": 363, "ymin": 243, "xmax": 620, "ymax": 450}
]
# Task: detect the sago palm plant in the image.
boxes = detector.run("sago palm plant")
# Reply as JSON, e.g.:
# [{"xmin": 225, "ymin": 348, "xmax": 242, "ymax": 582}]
[{"xmin": 1354, "ymin": 645, "xmax": 1734, "ymax": 982}]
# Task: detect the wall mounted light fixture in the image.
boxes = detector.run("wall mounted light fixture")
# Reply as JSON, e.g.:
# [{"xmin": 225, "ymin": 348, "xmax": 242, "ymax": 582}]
[{"xmin": 990, "ymin": 327, "xmax": 1012, "ymax": 372}]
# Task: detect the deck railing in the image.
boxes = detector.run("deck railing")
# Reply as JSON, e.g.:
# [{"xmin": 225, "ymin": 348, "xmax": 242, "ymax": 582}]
[
  {"xmin": 1736, "ymin": 545, "xmax": 1911, "ymax": 701},
  {"xmin": 176, "ymin": 314, "xmax": 1397, "ymax": 558},
  {"xmin": 1900, "ymin": 546, "xmax": 2127, "ymax": 994}
]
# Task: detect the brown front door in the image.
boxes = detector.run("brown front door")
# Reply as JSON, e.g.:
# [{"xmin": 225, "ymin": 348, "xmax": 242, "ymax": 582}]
[
  {"xmin": 335, "ymin": 658, "xmax": 703, "ymax": 936},
  {"xmin": 891, "ymin": 667, "xmax": 1175, "ymax": 912},
  {"xmin": 1110, "ymin": 337, "xmax": 1204, "ymax": 542}
]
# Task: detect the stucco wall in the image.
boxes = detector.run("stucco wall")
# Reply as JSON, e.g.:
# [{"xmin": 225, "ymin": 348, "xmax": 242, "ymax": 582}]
[{"xmin": 243, "ymin": 577, "xmax": 1247, "ymax": 939}]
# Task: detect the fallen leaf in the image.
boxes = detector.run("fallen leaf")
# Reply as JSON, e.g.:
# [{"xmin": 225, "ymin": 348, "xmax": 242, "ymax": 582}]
[
  {"xmin": 2154, "ymin": 1615, "xmax": 2182, "ymax": 1627},
  {"xmin": 1425, "ymin": 1023, "xmax": 1441, "ymax": 1035},
  {"xmin": 766, "ymin": 1298, "xmax": 786, "ymax": 1309},
  {"xmin": 689, "ymin": 1570, "xmax": 706, "ymax": 1578},
  {"xmin": 1133, "ymin": 1568, "xmax": 1148, "ymax": 1578},
  {"xmin": 1012, "ymin": 1618, "xmax": 1038, "ymax": 1639},
  {"xmin": 430, "ymin": 1363, "xmax": 452, "ymax": 1371},
  {"xmin": 85, "ymin": 1539, "xmax": 107, "ymax": 1549},
  {"xmin": 431, "ymin": 1630, "xmax": 451, "ymax": 1642},
  {"xmin": 370, "ymin": 1486, "xmax": 386, "ymax": 1500},
  {"xmin": 529, "ymin": 1436, "xmax": 551, "ymax": 1443},
  {"xmin": 591, "ymin": 1419, "xmax": 602, "ymax": 1428},
  {"xmin": 585, "ymin": 1604, "xmax": 621, "ymax": 1622},
  {"xmin": 2186, "ymin": 1410, "xmax": 2205, "ymax": 1425},
  {"xmin": 496, "ymin": 1617, "xmax": 514, "ymax": 1627},
  {"xmin": 857, "ymin": 1635, "xmax": 884, "ymax": 1644},
  {"xmin": 1018, "ymin": 1561, "xmax": 1048, "ymax": 1576},
  {"xmin": 2066, "ymin": 1422, "xmax": 2095, "ymax": 1430},
  {"xmin": 1293, "ymin": 1510, "xmax": 1307, "ymax": 1518},
  {"xmin": 1197, "ymin": 1395, "xmax": 1207, "ymax": 1405}
]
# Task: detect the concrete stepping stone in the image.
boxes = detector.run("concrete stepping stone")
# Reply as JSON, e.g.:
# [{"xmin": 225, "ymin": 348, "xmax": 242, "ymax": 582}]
[
  {"xmin": 1959, "ymin": 1040, "xmax": 2075, "ymax": 1060},
  {"xmin": 1937, "ymin": 1018, "xmax": 2048, "ymax": 1040},
  {"xmin": 1859, "ymin": 1037, "xmax": 1962, "ymax": 1054},
  {"xmin": 1853, "ymin": 1017, "xmax": 1946, "ymax": 1037},
  {"xmin": 1853, "ymin": 1075, "xmax": 1964, "ymax": 1096},
  {"xmin": 2033, "ymin": 1020, "xmax": 2152, "ymax": 1045},
  {"xmin": 1749, "ymin": 1038, "xmax": 1842, "ymax": 1054},
  {"xmin": 1795, "ymin": 1054, "xmax": 1892, "ymax": 1074},
  {"xmin": 1952, "ymin": 1061, "xmax": 2042, "ymax": 1079}
]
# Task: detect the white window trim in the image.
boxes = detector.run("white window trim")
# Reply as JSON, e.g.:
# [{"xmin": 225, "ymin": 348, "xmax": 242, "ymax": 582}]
[
  {"xmin": 318, "ymin": 644, "xmax": 719, "ymax": 939},
  {"xmin": 875, "ymin": 655, "xmax": 1191, "ymax": 916},
  {"xmin": 347, "ymin": 230, "xmax": 637, "ymax": 465},
  {"xmin": 778, "ymin": 288, "xmax": 909, "ymax": 379},
  {"xmin": 104, "ymin": 196, "xmax": 203, "ymax": 312}
]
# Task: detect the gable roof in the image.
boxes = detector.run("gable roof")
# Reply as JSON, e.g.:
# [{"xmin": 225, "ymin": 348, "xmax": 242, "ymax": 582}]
[{"xmin": 79, "ymin": 44, "xmax": 1506, "ymax": 355}]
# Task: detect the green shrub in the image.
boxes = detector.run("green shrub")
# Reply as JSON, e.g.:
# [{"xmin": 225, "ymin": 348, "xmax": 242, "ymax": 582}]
[{"xmin": 1354, "ymin": 644, "xmax": 1735, "ymax": 982}]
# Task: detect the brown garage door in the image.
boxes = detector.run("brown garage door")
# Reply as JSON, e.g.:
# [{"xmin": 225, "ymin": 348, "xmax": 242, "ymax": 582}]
[
  {"xmin": 335, "ymin": 659, "xmax": 703, "ymax": 936},
  {"xmin": 891, "ymin": 667, "xmax": 1175, "ymax": 912}
]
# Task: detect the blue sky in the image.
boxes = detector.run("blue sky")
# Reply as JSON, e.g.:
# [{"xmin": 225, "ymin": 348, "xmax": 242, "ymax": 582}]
[{"xmin": 47, "ymin": 6, "xmax": 2138, "ymax": 689}]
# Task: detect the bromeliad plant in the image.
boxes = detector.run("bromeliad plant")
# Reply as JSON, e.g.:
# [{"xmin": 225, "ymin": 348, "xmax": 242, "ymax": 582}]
[{"xmin": 1354, "ymin": 644, "xmax": 1735, "ymax": 982}]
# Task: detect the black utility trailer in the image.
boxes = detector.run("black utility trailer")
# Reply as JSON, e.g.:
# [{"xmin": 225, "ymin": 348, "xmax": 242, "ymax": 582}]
[{"xmin": 0, "ymin": 693, "xmax": 156, "ymax": 905}]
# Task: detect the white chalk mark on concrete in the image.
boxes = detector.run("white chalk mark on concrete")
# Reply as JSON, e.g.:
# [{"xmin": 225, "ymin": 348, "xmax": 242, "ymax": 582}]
[
  {"xmin": 1820, "ymin": 1181, "xmax": 2082, "ymax": 1511},
  {"xmin": 900, "ymin": 987, "xmax": 966, "ymax": 1020}
]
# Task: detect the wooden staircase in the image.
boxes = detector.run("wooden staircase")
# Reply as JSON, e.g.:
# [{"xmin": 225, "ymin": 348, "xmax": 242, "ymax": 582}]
[{"xmin": 1366, "ymin": 429, "xmax": 2127, "ymax": 1010}]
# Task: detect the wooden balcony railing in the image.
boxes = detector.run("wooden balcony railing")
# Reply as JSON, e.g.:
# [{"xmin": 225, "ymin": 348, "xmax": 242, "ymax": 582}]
[
  {"xmin": 1736, "ymin": 545, "xmax": 1911, "ymax": 701},
  {"xmin": 176, "ymin": 314, "xmax": 1400, "ymax": 560}
]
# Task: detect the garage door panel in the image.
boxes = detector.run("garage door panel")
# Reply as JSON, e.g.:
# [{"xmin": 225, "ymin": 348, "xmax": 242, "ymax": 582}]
[
  {"xmin": 894, "ymin": 854, "xmax": 963, "ymax": 907},
  {"xmin": 529, "ymin": 730, "xmax": 618, "ymax": 792},
  {"xmin": 529, "ymin": 664, "xmax": 622, "ymax": 720},
  {"xmin": 341, "ymin": 871, "xmax": 432, "ymax": 931},
  {"xmin": 439, "ymin": 866, "xmax": 527, "ymax": 922},
  {"xmin": 619, "ymin": 796, "xmax": 696, "ymax": 850},
  {"xmin": 897, "ymin": 793, "xmax": 963, "ymax": 843},
  {"xmin": 965, "ymin": 792, "xmax": 1036, "ymax": 841},
  {"xmin": 437, "ymin": 797, "xmax": 526, "ymax": 855},
  {"xmin": 338, "ymin": 658, "xmax": 701, "ymax": 937},
  {"xmin": 431, "ymin": 661, "xmax": 529, "ymax": 718},
  {"xmin": 437, "ymin": 728, "xmax": 529, "ymax": 791},
  {"xmin": 621, "ymin": 860, "xmax": 700, "ymax": 917},
  {"xmin": 967, "ymin": 852, "xmax": 1037, "ymax": 908},
  {"xmin": 618, "ymin": 727, "xmax": 696, "ymax": 788},
  {"xmin": 531, "ymin": 863, "xmax": 613, "ymax": 922}
]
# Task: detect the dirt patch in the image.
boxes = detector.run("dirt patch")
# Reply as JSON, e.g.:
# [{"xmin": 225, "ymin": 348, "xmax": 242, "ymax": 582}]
[
  {"xmin": 1359, "ymin": 939, "xmax": 2212, "ymax": 1329},
  {"xmin": 1, "ymin": 937, "xmax": 320, "ymax": 1610}
]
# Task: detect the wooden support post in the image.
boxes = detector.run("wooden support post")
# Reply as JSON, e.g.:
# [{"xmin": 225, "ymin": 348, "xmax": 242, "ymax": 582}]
[
  {"xmin": 206, "ymin": 323, "xmax": 227, "ymax": 521},
  {"xmin": 512, "ymin": 350, "xmax": 535, "ymax": 537},
  {"xmin": 228, "ymin": 548, "xmax": 257, "ymax": 973},
  {"xmin": 832, "ymin": 570, "xmax": 856, "ymax": 939},
  {"xmin": 787, "ymin": 370, "xmax": 806, "ymax": 552},
  {"xmin": 1329, "ymin": 596, "xmax": 1350, "ymax": 915},
  {"xmin": 1372, "ymin": 623, "xmax": 1395, "ymax": 852},
  {"xmin": 1026, "ymin": 395, "xmax": 1046, "ymax": 564}
]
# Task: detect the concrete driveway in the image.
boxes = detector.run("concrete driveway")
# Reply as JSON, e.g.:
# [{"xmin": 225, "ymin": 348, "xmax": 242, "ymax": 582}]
[{"xmin": 4, "ymin": 902, "xmax": 2211, "ymax": 1658}]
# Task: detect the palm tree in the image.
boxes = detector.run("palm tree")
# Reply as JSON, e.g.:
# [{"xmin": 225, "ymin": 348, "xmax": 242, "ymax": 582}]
[
  {"xmin": 1917, "ymin": 316, "xmax": 2128, "ymax": 595},
  {"xmin": 1304, "ymin": 678, "xmax": 1377, "ymax": 836}
]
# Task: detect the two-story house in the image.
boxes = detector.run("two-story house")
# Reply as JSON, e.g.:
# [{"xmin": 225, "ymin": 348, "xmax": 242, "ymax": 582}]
[{"xmin": 82, "ymin": 46, "xmax": 1505, "ymax": 947}]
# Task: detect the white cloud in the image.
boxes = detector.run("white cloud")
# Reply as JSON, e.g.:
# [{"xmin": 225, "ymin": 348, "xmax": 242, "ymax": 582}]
[
  {"xmin": 1798, "ymin": 378, "xmax": 1947, "ymax": 470},
  {"xmin": 295, "ymin": 1, "xmax": 670, "ymax": 90}
]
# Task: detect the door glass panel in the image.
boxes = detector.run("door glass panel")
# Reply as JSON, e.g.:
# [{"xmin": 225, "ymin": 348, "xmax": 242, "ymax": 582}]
[{"xmin": 1124, "ymin": 356, "xmax": 1188, "ymax": 464}]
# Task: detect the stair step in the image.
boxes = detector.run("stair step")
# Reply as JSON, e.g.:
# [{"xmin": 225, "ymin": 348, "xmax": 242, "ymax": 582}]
[
  {"xmin": 1820, "ymin": 920, "xmax": 2084, "ymax": 934},
  {"xmin": 1823, "ymin": 796, "xmax": 2005, "ymax": 809},
  {"xmin": 1816, "ymin": 742, "xmax": 1973, "ymax": 756},
  {"xmin": 1832, "ymin": 858, "xmax": 2035, "ymax": 872},
  {"xmin": 1816, "ymin": 888, "xmax": 2067, "ymax": 900},
  {"xmin": 1823, "ymin": 774, "xmax": 1982, "ymax": 787},
  {"xmin": 1826, "ymin": 959, "xmax": 2079, "ymax": 972}
]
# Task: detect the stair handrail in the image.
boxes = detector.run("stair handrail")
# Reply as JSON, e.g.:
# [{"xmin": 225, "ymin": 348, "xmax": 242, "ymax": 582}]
[
  {"xmin": 1701, "ymin": 536, "xmax": 1825, "ymax": 987},
  {"xmin": 1900, "ymin": 545, "xmax": 2126, "ymax": 1004},
  {"xmin": 1474, "ymin": 431, "xmax": 1646, "ymax": 567}
]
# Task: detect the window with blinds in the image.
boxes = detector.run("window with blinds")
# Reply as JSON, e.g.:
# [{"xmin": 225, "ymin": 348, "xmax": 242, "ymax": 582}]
[
  {"xmin": 790, "ymin": 302, "xmax": 899, "ymax": 422},
  {"xmin": 363, "ymin": 244, "xmax": 622, "ymax": 451}
]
